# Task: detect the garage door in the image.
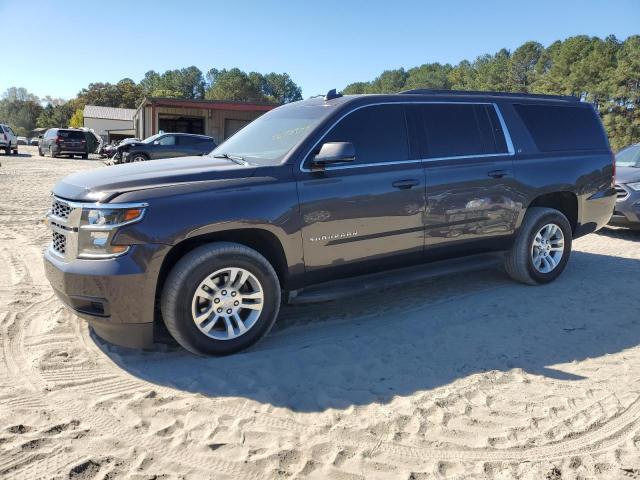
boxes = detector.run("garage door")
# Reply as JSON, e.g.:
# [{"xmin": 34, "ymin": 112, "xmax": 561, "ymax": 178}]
[
  {"xmin": 159, "ymin": 116, "xmax": 205, "ymax": 135},
  {"xmin": 224, "ymin": 119, "xmax": 250, "ymax": 139}
]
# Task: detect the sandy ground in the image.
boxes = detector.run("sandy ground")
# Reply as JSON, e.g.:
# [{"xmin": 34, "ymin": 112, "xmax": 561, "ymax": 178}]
[{"xmin": 1, "ymin": 146, "xmax": 640, "ymax": 479}]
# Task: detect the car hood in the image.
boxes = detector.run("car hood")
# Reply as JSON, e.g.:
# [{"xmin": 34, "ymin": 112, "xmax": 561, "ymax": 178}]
[
  {"xmin": 52, "ymin": 156, "xmax": 256, "ymax": 202},
  {"xmin": 616, "ymin": 166, "xmax": 640, "ymax": 185}
]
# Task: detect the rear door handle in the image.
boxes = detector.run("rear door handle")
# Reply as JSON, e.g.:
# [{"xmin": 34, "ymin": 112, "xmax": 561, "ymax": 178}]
[
  {"xmin": 392, "ymin": 179, "xmax": 420, "ymax": 189},
  {"xmin": 487, "ymin": 169, "xmax": 508, "ymax": 179}
]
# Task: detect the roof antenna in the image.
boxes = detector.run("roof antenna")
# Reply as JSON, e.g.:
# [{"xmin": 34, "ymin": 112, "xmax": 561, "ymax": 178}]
[{"xmin": 324, "ymin": 89, "xmax": 343, "ymax": 101}]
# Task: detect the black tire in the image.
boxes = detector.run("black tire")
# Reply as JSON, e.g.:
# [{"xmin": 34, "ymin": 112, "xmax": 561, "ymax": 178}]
[
  {"xmin": 38, "ymin": 147, "xmax": 43, "ymax": 156},
  {"xmin": 161, "ymin": 242, "xmax": 281, "ymax": 355},
  {"xmin": 4, "ymin": 146, "xmax": 10, "ymax": 155},
  {"xmin": 50, "ymin": 146, "xmax": 58, "ymax": 158},
  {"xmin": 504, "ymin": 207, "xmax": 572, "ymax": 285},
  {"xmin": 81, "ymin": 153, "xmax": 88, "ymax": 159}
]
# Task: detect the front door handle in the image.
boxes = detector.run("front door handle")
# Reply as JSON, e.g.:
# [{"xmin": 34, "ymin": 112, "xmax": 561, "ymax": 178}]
[
  {"xmin": 487, "ymin": 169, "xmax": 508, "ymax": 179},
  {"xmin": 392, "ymin": 179, "xmax": 420, "ymax": 190}
]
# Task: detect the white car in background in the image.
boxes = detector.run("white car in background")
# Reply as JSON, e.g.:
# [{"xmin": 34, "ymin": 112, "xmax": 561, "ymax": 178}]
[{"xmin": 0, "ymin": 124, "xmax": 18, "ymax": 155}]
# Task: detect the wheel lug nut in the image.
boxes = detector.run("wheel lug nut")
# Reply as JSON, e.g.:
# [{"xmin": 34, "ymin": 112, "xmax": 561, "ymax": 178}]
[
  {"xmin": 226, "ymin": 309, "xmax": 232, "ymax": 314},
  {"xmin": 214, "ymin": 298, "xmax": 220, "ymax": 304},
  {"xmin": 217, "ymin": 307, "xmax": 222, "ymax": 313},
  {"xmin": 231, "ymin": 291, "xmax": 236, "ymax": 297},
  {"xmin": 221, "ymin": 290, "xmax": 227, "ymax": 295},
  {"xmin": 234, "ymin": 301, "xmax": 239, "ymax": 306}
]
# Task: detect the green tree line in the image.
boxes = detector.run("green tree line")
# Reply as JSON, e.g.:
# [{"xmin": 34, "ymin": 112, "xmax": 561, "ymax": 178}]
[
  {"xmin": 343, "ymin": 35, "xmax": 639, "ymax": 150},
  {"xmin": 0, "ymin": 67, "xmax": 302, "ymax": 136}
]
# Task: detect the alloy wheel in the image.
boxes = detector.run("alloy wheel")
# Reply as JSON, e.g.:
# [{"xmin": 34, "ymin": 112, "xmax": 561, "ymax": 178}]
[
  {"xmin": 531, "ymin": 223, "xmax": 564, "ymax": 273},
  {"xmin": 191, "ymin": 267, "xmax": 264, "ymax": 340}
]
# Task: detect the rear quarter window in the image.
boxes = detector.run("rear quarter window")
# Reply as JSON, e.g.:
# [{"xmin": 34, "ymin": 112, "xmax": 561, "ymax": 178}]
[{"xmin": 513, "ymin": 104, "xmax": 608, "ymax": 152}]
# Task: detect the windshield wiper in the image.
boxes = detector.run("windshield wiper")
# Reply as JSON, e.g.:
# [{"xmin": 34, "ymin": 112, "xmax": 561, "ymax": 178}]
[{"xmin": 212, "ymin": 153, "xmax": 249, "ymax": 166}]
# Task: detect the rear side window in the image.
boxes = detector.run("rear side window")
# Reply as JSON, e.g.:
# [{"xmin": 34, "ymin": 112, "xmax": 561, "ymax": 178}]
[
  {"xmin": 321, "ymin": 104, "xmax": 409, "ymax": 164},
  {"xmin": 407, "ymin": 103, "xmax": 509, "ymax": 159},
  {"xmin": 513, "ymin": 104, "xmax": 608, "ymax": 152},
  {"xmin": 59, "ymin": 130, "xmax": 84, "ymax": 139},
  {"xmin": 177, "ymin": 136, "xmax": 196, "ymax": 145}
]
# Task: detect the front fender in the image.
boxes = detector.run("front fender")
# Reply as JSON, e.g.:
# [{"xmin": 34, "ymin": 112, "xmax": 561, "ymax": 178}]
[{"xmin": 111, "ymin": 167, "xmax": 304, "ymax": 283}]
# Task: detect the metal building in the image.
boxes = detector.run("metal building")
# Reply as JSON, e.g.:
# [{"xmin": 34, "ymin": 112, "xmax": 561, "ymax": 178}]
[
  {"xmin": 133, "ymin": 97, "xmax": 278, "ymax": 144},
  {"xmin": 83, "ymin": 105, "xmax": 136, "ymax": 142}
]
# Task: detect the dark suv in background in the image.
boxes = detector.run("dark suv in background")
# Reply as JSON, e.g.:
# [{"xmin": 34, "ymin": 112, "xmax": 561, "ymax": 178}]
[
  {"xmin": 610, "ymin": 143, "xmax": 640, "ymax": 229},
  {"xmin": 114, "ymin": 133, "xmax": 216, "ymax": 163},
  {"xmin": 44, "ymin": 89, "xmax": 616, "ymax": 356},
  {"xmin": 39, "ymin": 128, "xmax": 89, "ymax": 159}
]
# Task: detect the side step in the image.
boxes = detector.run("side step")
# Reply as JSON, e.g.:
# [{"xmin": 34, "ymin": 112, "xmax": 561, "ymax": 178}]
[{"xmin": 288, "ymin": 253, "xmax": 504, "ymax": 305}]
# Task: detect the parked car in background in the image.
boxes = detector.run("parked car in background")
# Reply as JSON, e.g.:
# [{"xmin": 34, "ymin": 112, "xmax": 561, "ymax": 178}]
[
  {"xmin": 0, "ymin": 124, "xmax": 18, "ymax": 154},
  {"xmin": 103, "ymin": 138, "xmax": 140, "ymax": 161},
  {"xmin": 17, "ymin": 136, "xmax": 28, "ymax": 145},
  {"xmin": 114, "ymin": 133, "xmax": 216, "ymax": 164},
  {"xmin": 44, "ymin": 90, "xmax": 616, "ymax": 355},
  {"xmin": 29, "ymin": 137, "xmax": 39, "ymax": 146},
  {"xmin": 38, "ymin": 128, "xmax": 89, "ymax": 159},
  {"xmin": 609, "ymin": 143, "xmax": 640, "ymax": 230}
]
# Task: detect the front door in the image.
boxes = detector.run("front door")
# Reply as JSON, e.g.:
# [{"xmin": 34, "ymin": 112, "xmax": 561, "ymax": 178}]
[
  {"xmin": 152, "ymin": 134, "xmax": 179, "ymax": 159},
  {"xmin": 406, "ymin": 102, "xmax": 520, "ymax": 252},
  {"xmin": 296, "ymin": 104, "xmax": 426, "ymax": 284}
]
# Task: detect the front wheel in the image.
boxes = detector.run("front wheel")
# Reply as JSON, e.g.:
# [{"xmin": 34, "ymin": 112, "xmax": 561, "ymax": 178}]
[
  {"xmin": 131, "ymin": 154, "xmax": 147, "ymax": 163},
  {"xmin": 161, "ymin": 242, "xmax": 281, "ymax": 355},
  {"xmin": 504, "ymin": 207, "xmax": 572, "ymax": 285}
]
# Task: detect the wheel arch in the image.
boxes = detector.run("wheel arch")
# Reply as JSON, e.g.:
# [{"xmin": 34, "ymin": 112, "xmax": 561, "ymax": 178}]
[
  {"xmin": 155, "ymin": 228, "xmax": 290, "ymax": 313},
  {"xmin": 526, "ymin": 191, "xmax": 578, "ymax": 234}
]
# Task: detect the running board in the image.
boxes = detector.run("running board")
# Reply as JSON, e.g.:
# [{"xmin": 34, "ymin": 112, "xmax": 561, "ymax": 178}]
[{"xmin": 288, "ymin": 253, "xmax": 504, "ymax": 305}]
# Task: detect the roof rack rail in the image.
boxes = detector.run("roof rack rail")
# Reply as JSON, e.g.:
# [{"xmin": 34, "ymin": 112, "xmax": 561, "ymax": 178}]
[{"xmin": 399, "ymin": 89, "xmax": 578, "ymax": 102}]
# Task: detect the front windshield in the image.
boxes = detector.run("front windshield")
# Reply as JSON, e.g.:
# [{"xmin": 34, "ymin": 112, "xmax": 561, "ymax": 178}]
[
  {"xmin": 210, "ymin": 103, "xmax": 333, "ymax": 166},
  {"xmin": 616, "ymin": 145, "xmax": 640, "ymax": 167}
]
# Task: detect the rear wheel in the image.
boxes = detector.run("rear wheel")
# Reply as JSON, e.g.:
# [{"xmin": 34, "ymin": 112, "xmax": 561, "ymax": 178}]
[
  {"xmin": 161, "ymin": 242, "xmax": 281, "ymax": 355},
  {"xmin": 81, "ymin": 153, "xmax": 88, "ymax": 159},
  {"xmin": 504, "ymin": 207, "xmax": 572, "ymax": 285},
  {"xmin": 49, "ymin": 146, "xmax": 58, "ymax": 158},
  {"xmin": 38, "ymin": 147, "xmax": 43, "ymax": 156}
]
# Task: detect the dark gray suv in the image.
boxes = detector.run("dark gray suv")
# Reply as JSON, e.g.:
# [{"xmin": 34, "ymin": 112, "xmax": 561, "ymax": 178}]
[
  {"xmin": 44, "ymin": 89, "xmax": 616, "ymax": 355},
  {"xmin": 610, "ymin": 144, "xmax": 640, "ymax": 230}
]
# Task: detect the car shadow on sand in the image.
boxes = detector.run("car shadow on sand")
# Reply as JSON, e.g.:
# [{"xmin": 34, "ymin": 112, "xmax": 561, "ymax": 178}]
[{"xmin": 96, "ymin": 249, "xmax": 640, "ymax": 412}]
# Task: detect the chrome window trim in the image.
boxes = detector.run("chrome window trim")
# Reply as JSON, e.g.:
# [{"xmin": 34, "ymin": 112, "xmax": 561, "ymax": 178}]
[{"xmin": 299, "ymin": 101, "xmax": 516, "ymax": 173}]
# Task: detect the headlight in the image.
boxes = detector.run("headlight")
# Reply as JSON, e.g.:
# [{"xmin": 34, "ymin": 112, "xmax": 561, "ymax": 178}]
[
  {"xmin": 626, "ymin": 182, "xmax": 640, "ymax": 191},
  {"xmin": 77, "ymin": 206, "xmax": 145, "ymax": 258}
]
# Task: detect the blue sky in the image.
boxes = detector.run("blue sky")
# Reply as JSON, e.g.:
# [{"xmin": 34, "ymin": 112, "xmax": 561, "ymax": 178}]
[{"xmin": 1, "ymin": 0, "xmax": 638, "ymax": 101}]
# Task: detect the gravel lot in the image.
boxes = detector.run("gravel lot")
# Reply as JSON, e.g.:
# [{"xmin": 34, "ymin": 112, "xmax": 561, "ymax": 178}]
[{"xmin": 1, "ymin": 147, "xmax": 640, "ymax": 479}]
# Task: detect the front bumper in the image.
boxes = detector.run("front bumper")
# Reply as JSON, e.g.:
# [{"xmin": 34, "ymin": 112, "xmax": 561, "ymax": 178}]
[
  {"xmin": 44, "ymin": 243, "xmax": 169, "ymax": 348},
  {"xmin": 608, "ymin": 185, "xmax": 640, "ymax": 229}
]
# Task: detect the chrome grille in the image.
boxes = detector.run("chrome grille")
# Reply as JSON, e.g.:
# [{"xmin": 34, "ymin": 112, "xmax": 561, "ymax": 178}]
[
  {"xmin": 52, "ymin": 231, "xmax": 66, "ymax": 255},
  {"xmin": 615, "ymin": 184, "xmax": 629, "ymax": 202},
  {"xmin": 51, "ymin": 199, "xmax": 72, "ymax": 219}
]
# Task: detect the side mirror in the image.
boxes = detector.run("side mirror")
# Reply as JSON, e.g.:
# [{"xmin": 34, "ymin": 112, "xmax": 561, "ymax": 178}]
[{"xmin": 312, "ymin": 142, "xmax": 355, "ymax": 169}]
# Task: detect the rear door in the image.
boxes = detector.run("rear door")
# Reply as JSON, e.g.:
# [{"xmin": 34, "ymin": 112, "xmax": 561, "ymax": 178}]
[
  {"xmin": 406, "ymin": 102, "xmax": 519, "ymax": 251},
  {"xmin": 296, "ymin": 103, "xmax": 426, "ymax": 284},
  {"xmin": 58, "ymin": 130, "xmax": 86, "ymax": 152}
]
